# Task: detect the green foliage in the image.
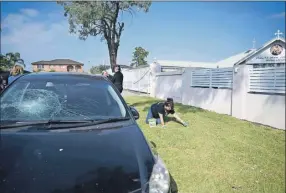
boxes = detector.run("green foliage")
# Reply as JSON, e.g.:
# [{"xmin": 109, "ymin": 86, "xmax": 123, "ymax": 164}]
[
  {"xmin": 49, "ymin": 69, "xmax": 56, "ymax": 72},
  {"xmin": 0, "ymin": 52, "xmax": 25, "ymax": 71},
  {"xmin": 33, "ymin": 69, "xmax": 41, "ymax": 73},
  {"xmin": 90, "ymin": 65, "xmax": 109, "ymax": 74},
  {"xmin": 0, "ymin": 55, "xmax": 9, "ymax": 71},
  {"xmin": 131, "ymin": 46, "xmax": 149, "ymax": 67},
  {"xmin": 58, "ymin": 1, "xmax": 151, "ymax": 70}
]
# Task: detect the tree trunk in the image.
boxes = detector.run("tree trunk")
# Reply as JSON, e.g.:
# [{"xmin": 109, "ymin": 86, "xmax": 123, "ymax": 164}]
[
  {"xmin": 108, "ymin": 41, "xmax": 118, "ymax": 72},
  {"xmin": 108, "ymin": 48, "xmax": 116, "ymax": 72},
  {"xmin": 103, "ymin": 2, "xmax": 121, "ymax": 73}
]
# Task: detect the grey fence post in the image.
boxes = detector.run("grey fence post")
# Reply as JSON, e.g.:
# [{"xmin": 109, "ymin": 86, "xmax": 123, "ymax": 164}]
[
  {"xmin": 209, "ymin": 69, "xmax": 212, "ymax": 88},
  {"xmin": 138, "ymin": 69, "xmax": 141, "ymax": 92},
  {"xmin": 274, "ymin": 64, "xmax": 276, "ymax": 89},
  {"xmin": 190, "ymin": 68, "xmax": 193, "ymax": 87}
]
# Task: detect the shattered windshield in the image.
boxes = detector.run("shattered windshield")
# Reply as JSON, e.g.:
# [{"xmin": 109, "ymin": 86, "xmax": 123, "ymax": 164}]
[{"xmin": 0, "ymin": 75, "xmax": 128, "ymax": 122}]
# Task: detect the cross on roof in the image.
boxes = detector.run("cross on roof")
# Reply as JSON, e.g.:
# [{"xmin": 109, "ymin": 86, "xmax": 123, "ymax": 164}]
[{"xmin": 275, "ymin": 30, "xmax": 283, "ymax": 39}]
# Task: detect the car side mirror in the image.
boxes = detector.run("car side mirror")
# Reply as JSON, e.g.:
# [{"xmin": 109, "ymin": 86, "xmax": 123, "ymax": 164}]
[{"xmin": 129, "ymin": 106, "xmax": 139, "ymax": 120}]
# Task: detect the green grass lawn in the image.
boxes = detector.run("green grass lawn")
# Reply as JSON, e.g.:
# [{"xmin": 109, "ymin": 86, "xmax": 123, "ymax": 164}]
[{"xmin": 125, "ymin": 96, "xmax": 285, "ymax": 193}]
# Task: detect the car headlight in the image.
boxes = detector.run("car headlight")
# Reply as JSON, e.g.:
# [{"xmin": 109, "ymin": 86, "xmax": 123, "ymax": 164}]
[{"xmin": 149, "ymin": 155, "xmax": 170, "ymax": 193}]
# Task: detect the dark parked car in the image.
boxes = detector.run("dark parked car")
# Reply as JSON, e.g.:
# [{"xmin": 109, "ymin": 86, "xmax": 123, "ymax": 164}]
[{"xmin": 0, "ymin": 73, "xmax": 177, "ymax": 193}]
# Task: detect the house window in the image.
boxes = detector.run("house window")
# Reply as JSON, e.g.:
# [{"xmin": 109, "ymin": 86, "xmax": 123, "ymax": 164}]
[
  {"xmin": 75, "ymin": 65, "xmax": 81, "ymax": 72},
  {"xmin": 37, "ymin": 64, "xmax": 44, "ymax": 69}
]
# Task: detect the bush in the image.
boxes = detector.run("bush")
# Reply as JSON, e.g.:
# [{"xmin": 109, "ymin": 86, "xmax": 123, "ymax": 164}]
[{"xmin": 33, "ymin": 69, "xmax": 42, "ymax": 73}]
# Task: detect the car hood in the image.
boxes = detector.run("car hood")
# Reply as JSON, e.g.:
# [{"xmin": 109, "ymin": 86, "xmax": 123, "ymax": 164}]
[{"xmin": 0, "ymin": 124, "xmax": 155, "ymax": 193}]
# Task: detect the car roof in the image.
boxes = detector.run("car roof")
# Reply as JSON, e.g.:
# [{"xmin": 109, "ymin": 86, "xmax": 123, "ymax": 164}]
[{"xmin": 19, "ymin": 72, "xmax": 106, "ymax": 81}]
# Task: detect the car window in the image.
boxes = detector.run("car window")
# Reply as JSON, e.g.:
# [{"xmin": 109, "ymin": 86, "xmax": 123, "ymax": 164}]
[{"xmin": 0, "ymin": 76, "xmax": 128, "ymax": 122}]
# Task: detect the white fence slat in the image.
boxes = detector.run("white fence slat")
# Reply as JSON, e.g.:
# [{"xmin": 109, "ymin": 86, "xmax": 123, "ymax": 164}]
[
  {"xmin": 249, "ymin": 86, "xmax": 285, "ymax": 90},
  {"xmin": 190, "ymin": 67, "xmax": 233, "ymax": 89},
  {"xmin": 211, "ymin": 73, "xmax": 233, "ymax": 76},
  {"xmin": 275, "ymin": 83, "xmax": 286, "ymax": 87},
  {"xmin": 212, "ymin": 71, "xmax": 233, "ymax": 73},
  {"xmin": 212, "ymin": 80, "xmax": 232, "ymax": 82},
  {"xmin": 249, "ymin": 66, "xmax": 285, "ymax": 94},
  {"xmin": 250, "ymin": 72, "xmax": 282, "ymax": 77},
  {"xmin": 250, "ymin": 66, "xmax": 285, "ymax": 69},
  {"xmin": 250, "ymin": 68, "xmax": 285, "ymax": 72},
  {"xmin": 192, "ymin": 80, "xmax": 210, "ymax": 83},
  {"xmin": 212, "ymin": 83, "xmax": 232, "ymax": 85},
  {"xmin": 250, "ymin": 76, "xmax": 285, "ymax": 79},
  {"xmin": 250, "ymin": 79, "xmax": 285, "ymax": 82},
  {"xmin": 192, "ymin": 85, "xmax": 210, "ymax": 87},
  {"xmin": 250, "ymin": 89, "xmax": 285, "ymax": 94},
  {"xmin": 192, "ymin": 73, "xmax": 210, "ymax": 76}
]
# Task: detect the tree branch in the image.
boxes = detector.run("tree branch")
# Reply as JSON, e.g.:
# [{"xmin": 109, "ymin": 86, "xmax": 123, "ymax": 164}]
[
  {"xmin": 58, "ymin": 1, "xmax": 152, "ymax": 70},
  {"xmin": 115, "ymin": 22, "xmax": 124, "ymax": 44},
  {"xmin": 102, "ymin": 20, "xmax": 111, "ymax": 40}
]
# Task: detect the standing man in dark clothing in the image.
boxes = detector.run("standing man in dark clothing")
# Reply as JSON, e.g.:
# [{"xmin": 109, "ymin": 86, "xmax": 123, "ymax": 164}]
[
  {"xmin": 0, "ymin": 71, "xmax": 9, "ymax": 93},
  {"xmin": 112, "ymin": 65, "xmax": 124, "ymax": 93},
  {"xmin": 0, "ymin": 75, "xmax": 6, "ymax": 92}
]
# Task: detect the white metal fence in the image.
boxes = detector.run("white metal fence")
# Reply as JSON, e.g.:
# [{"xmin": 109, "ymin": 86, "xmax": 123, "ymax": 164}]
[
  {"xmin": 123, "ymin": 65, "xmax": 286, "ymax": 95},
  {"xmin": 123, "ymin": 65, "xmax": 285, "ymax": 129},
  {"xmin": 122, "ymin": 67, "xmax": 150, "ymax": 93},
  {"xmin": 249, "ymin": 66, "xmax": 285, "ymax": 94},
  {"xmin": 190, "ymin": 67, "xmax": 233, "ymax": 89}
]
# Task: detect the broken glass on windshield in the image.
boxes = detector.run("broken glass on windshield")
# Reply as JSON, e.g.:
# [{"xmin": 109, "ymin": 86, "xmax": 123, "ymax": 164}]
[{"xmin": 1, "ymin": 76, "xmax": 127, "ymax": 123}]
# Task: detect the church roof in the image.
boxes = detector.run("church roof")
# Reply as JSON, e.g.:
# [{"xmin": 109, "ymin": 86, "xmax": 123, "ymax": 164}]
[
  {"xmin": 215, "ymin": 49, "xmax": 256, "ymax": 68},
  {"xmin": 156, "ymin": 60, "xmax": 216, "ymax": 68},
  {"xmin": 153, "ymin": 31, "xmax": 285, "ymax": 68},
  {"xmin": 235, "ymin": 37, "xmax": 285, "ymax": 65}
]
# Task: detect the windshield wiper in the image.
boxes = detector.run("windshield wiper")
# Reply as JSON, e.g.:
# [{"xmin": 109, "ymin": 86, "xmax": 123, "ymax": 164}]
[
  {"xmin": 0, "ymin": 117, "xmax": 130, "ymax": 129},
  {"xmin": 0, "ymin": 120, "xmax": 92, "ymax": 129},
  {"xmin": 89, "ymin": 117, "xmax": 130, "ymax": 124}
]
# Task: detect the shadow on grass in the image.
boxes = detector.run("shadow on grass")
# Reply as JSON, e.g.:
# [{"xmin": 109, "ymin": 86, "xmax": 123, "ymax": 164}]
[
  {"xmin": 128, "ymin": 99, "xmax": 159, "ymax": 107},
  {"xmin": 165, "ymin": 117, "xmax": 183, "ymax": 126},
  {"xmin": 176, "ymin": 104, "xmax": 205, "ymax": 114},
  {"xmin": 143, "ymin": 106, "xmax": 150, "ymax": 112},
  {"xmin": 170, "ymin": 174, "xmax": 179, "ymax": 193}
]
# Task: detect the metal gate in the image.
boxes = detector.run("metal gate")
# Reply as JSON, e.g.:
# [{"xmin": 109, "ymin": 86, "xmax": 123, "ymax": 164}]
[{"xmin": 122, "ymin": 67, "xmax": 150, "ymax": 93}]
